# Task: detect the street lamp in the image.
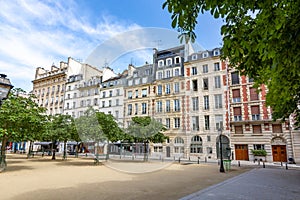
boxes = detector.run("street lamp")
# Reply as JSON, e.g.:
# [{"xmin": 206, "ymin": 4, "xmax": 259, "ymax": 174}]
[
  {"xmin": 0, "ymin": 74, "xmax": 13, "ymax": 105},
  {"xmin": 218, "ymin": 127, "xmax": 225, "ymax": 173},
  {"xmin": 0, "ymin": 74, "xmax": 13, "ymax": 171}
]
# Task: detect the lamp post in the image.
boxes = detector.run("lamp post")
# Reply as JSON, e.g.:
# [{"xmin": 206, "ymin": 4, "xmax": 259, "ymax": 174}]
[
  {"xmin": 218, "ymin": 128, "xmax": 225, "ymax": 173},
  {"xmin": 0, "ymin": 74, "xmax": 13, "ymax": 171}
]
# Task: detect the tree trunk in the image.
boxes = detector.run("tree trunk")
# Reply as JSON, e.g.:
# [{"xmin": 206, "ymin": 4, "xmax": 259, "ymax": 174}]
[
  {"xmin": 0, "ymin": 138, "xmax": 8, "ymax": 171},
  {"xmin": 95, "ymin": 141, "xmax": 99, "ymax": 165},
  {"xmin": 27, "ymin": 141, "xmax": 33, "ymax": 159},
  {"xmin": 75, "ymin": 142, "xmax": 79, "ymax": 158},
  {"xmin": 51, "ymin": 141, "xmax": 56, "ymax": 160},
  {"xmin": 143, "ymin": 141, "xmax": 148, "ymax": 162},
  {"xmin": 63, "ymin": 141, "xmax": 67, "ymax": 160}
]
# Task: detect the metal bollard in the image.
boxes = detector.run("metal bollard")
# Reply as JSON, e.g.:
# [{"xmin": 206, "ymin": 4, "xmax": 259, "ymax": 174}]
[
  {"xmin": 238, "ymin": 161, "xmax": 240, "ymax": 167},
  {"xmin": 205, "ymin": 157, "xmax": 207, "ymax": 163},
  {"xmin": 286, "ymin": 163, "xmax": 288, "ymax": 170},
  {"xmin": 197, "ymin": 157, "xmax": 200, "ymax": 164},
  {"xmin": 263, "ymin": 161, "xmax": 265, "ymax": 168},
  {"xmin": 281, "ymin": 162, "xmax": 283, "ymax": 166},
  {"xmin": 179, "ymin": 157, "xmax": 181, "ymax": 163}
]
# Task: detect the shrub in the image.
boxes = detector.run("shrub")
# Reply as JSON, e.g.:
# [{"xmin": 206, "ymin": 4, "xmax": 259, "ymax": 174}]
[{"xmin": 251, "ymin": 149, "xmax": 267, "ymax": 156}]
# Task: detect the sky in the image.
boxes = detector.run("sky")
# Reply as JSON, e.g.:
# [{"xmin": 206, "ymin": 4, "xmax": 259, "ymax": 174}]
[{"xmin": 0, "ymin": 0, "xmax": 224, "ymax": 92}]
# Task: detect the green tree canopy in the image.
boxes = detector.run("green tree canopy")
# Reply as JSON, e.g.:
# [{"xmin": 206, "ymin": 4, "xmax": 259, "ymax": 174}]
[{"xmin": 163, "ymin": 0, "xmax": 300, "ymax": 126}]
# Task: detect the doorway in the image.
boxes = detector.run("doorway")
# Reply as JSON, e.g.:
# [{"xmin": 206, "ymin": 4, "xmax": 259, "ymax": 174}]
[
  {"xmin": 272, "ymin": 145, "xmax": 287, "ymax": 162},
  {"xmin": 166, "ymin": 146, "xmax": 170, "ymax": 157},
  {"xmin": 235, "ymin": 144, "xmax": 249, "ymax": 160}
]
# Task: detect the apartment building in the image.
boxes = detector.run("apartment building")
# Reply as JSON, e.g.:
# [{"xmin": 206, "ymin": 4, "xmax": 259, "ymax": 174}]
[{"xmin": 32, "ymin": 62, "xmax": 68, "ymax": 115}]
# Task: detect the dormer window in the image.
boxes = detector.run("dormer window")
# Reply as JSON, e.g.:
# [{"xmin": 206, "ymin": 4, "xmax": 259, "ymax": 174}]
[
  {"xmin": 158, "ymin": 60, "xmax": 164, "ymax": 67},
  {"xmin": 166, "ymin": 58, "xmax": 172, "ymax": 66},
  {"xmin": 192, "ymin": 54, "xmax": 197, "ymax": 60},
  {"xmin": 214, "ymin": 49, "xmax": 220, "ymax": 56},
  {"xmin": 203, "ymin": 52, "xmax": 208, "ymax": 58},
  {"xmin": 175, "ymin": 56, "xmax": 180, "ymax": 64}
]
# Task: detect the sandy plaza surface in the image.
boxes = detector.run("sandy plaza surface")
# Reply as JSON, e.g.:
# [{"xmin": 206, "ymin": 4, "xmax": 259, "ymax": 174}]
[{"xmin": 0, "ymin": 154, "xmax": 250, "ymax": 200}]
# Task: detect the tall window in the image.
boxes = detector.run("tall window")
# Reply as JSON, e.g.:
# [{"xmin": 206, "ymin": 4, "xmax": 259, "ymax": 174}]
[
  {"xmin": 214, "ymin": 76, "xmax": 221, "ymax": 88},
  {"xmin": 203, "ymin": 78, "xmax": 209, "ymax": 90},
  {"xmin": 174, "ymin": 117, "xmax": 180, "ymax": 128},
  {"xmin": 253, "ymin": 125, "xmax": 262, "ymax": 134},
  {"xmin": 214, "ymin": 94, "xmax": 222, "ymax": 109},
  {"xmin": 250, "ymin": 87, "xmax": 259, "ymax": 101},
  {"xmin": 202, "ymin": 64, "xmax": 208, "ymax": 73},
  {"xmin": 231, "ymin": 71, "xmax": 240, "ymax": 84},
  {"xmin": 115, "ymin": 111, "xmax": 119, "ymax": 120},
  {"xmin": 142, "ymin": 89, "xmax": 147, "ymax": 97},
  {"xmin": 166, "ymin": 84, "xmax": 171, "ymax": 94},
  {"xmin": 166, "ymin": 118, "xmax": 170, "ymax": 129},
  {"xmin": 135, "ymin": 103, "xmax": 138, "ymax": 115},
  {"xmin": 108, "ymin": 100, "xmax": 112, "ymax": 107},
  {"xmin": 192, "ymin": 67, "xmax": 197, "ymax": 75},
  {"xmin": 174, "ymin": 68, "xmax": 180, "ymax": 76},
  {"xmin": 214, "ymin": 62, "xmax": 220, "ymax": 71},
  {"xmin": 156, "ymin": 101, "xmax": 162, "ymax": 113},
  {"xmin": 204, "ymin": 115, "xmax": 210, "ymax": 130},
  {"xmin": 190, "ymin": 136, "xmax": 203, "ymax": 153},
  {"xmin": 166, "ymin": 70, "xmax": 171, "ymax": 78},
  {"xmin": 235, "ymin": 126, "xmax": 243, "ymax": 134},
  {"xmin": 157, "ymin": 85, "xmax": 162, "ymax": 95},
  {"xmin": 135, "ymin": 90, "xmax": 139, "ymax": 98},
  {"xmin": 251, "ymin": 105, "xmax": 260, "ymax": 120},
  {"xmin": 233, "ymin": 107, "xmax": 242, "ymax": 121},
  {"xmin": 128, "ymin": 104, "xmax": 132, "ymax": 115},
  {"xmin": 158, "ymin": 72, "xmax": 163, "ymax": 79},
  {"xmin": 109, "ymin": 90, "xmax": 113, "ymax": 97},
  {"xmin": 128, "ymin": 91, "xmax": 132, "ymax": 99},
  {"xmin": 174, "ymin": 99, "xmax": 180, "ymax": 111},
  {"xmin": 192, "ymin": 97, "xmax": 199, "ymax": 111},
  {"xmin": 116, "ymin": 99, "xmax": 119, "ymax": 106},
  {"xmin": 192, "ymin": 80, "xmax": 198, "ymax": 91},
  {"xmin": 116, "ymin": 89, "xmax": 120, "ymax": 96},
  {"xmin": 166, "ymin": 100, "xmax": 171, "ymax": 112},
  {"xmin": 204, "ymin": 95, "xmax": 209, "ymax": 110},
  {"xmin": 192, "ymin": 116, "xmax": 199, "ymax": 131},
  {"xmin": 142, "ymin": 103, "xmax": 147, "ymax": 114},
  {"xmin": 215, "ymin": 115, "xmax": 223, "ymax": 130},
  {"xmin": 174, "ymin": 82, "xmax": 180, "ymax": 93},
  {"xmin": 272, "ymin": 124, "xmax": 282, "ymax": 133},
  {"xmin": 232, "ymin": 89, "xmax": 241, "ymax": 102},
  {"xmin": 102, "ymin": 91, "xmax": 106, "ymax": 98}
]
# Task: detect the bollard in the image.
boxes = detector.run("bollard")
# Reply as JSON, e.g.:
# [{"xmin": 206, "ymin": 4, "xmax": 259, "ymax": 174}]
[
  {"xmin": 258, "ymin": 160, "xmax": 260, "ymax": 166},
  {"xmin": 197, "ymin": 157, "xmax": 200, "ymax": 164},
  {"xmin": 179, "ymin": 157, "xmax": 181, "ymax": 163},
  {"xmin": 281, "ymin": 162, "xmax": 283, "ymax": 166},
  {"xmin": 286, "ymin": 163, "xmax": 288, "ymax": 170},
  {"xmin": 238, "ymin": 161, "xmax": 240, "ymax": 167},
  {"xmin": 205, "ymin": 157, "xmax": 207, "ymax": 163},
  {"xmin": 263, "ymin": 161, "xmax": 265, "ymax": 168}
]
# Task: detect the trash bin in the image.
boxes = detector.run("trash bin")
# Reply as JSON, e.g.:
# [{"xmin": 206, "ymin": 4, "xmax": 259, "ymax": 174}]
[{"xmin": 223, "ymin": 160, "xmax": 231, "ymax": 171}]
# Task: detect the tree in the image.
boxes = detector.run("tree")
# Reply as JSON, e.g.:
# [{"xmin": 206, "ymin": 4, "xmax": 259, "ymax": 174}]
[
  {"xmin": 47, "ymin": 114, "xmax": 77, "ymax": 160},
  {"xmin": 0, "ymin": 88, "xmax": 46, "ymax": 170},
  {"xmin": 126, "ymin": 116, "xmax": 167, "ymax": 161},
  {"xmin": 163, "ymin": 0, "xmax": 300, "ymax": 125}
]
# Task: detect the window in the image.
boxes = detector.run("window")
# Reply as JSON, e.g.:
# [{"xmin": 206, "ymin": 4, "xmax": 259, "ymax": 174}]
[
  {"xmin": 135, "ymin": 103, "xmax": 138, "ymax": 115},
  {"xmin": 192, "ymin": 80, "xmax": 198, "ymax": 91},
  {"xmin": 207, "ymin": 147, "xmax": 213, "ymax": 154},
  {"xmin": 166, "ymin": 118, "xmax": 170, "ymax": 129},
  {"xmin": 174, "ymin": 117, "xmax": 180, "ymax": 128},
  {"xmin": 174, "ymin": 99, "xmax": 180, "ymax": 111},
  {"xmin": 157, "ymin": 85, "xmax": 162, "ymax": 95},
  {"xmin": 128, "ymin": 104, "xmax": 132, "ymax": 115},
  {"xmin": 190, "ymin": 136, "xmax": 203, "ymax": 153},
  {"xmin": 207, "ymin": 136, "xmax": 211, "ymax": 142},
  {"xmin": 233, "ymin": 107, "xmax": 242, "ymax": 121},
  {"xmin": 116, "ymin": 89, "xmax": 120, "ymax": 96},
  {"xmin": 214, "ymin": 76, "xmax": 221, "ymax": 88},
  {"xmin": 174, "ymin": 147, "xmax": 184, "ymax": 153},
  {"xmin": 94, "ymin": 88, "xmax": 98, "ymax": 95},
  {"xmin": 67, "ymin": 94, "xmax": 70, "ymax": 99},
  {"xmin": 166, "ymin": 70, "xmax": 171, "ymax": 78},
  {"xmin": 102, "ymin": 101, "xmax": 105, "ymax": 108},
  {"xmin": 158, "ymin": 60, "xmax": 164, "ymax": 67},
  {"xmin": 231, "ymin": 71, "xmax": 240, "ymax": 84},
  {"xmin": 192, "ymin": 67, "xmax": 197, "ymax": 75},
  {"xmin": 215, "ymin": 115, "xmax": 223, "ymax": 130},
  {"xmin": 167, "ymin": 58, "xmax": 172, "ymax": 66},
  {"xmin": 154, "ymin": 146, "xmax": 163, "ymax": 152},
  {"xmin": 156, "ymin": 101, "xmax": 162, "ymax": 113},
  {"xmin": 142, "ymin": 103, "xmax": 147, "ymax": 114},
  {"xmin": 214, "ymin": 62, "xmax": 220, "ymax": 71},
  {"xmin": 203, "ymin": 52, "xmax": 208, "ymax": 58},
  {"xmin": 214, "ymin": 94, "xmax": 222, "ymax": 109},
  {"xmin": 250, "ymin": 87, "xmax": 259, "ymax": 101},
  {"xmin": 87, "ymin": 99, "xmax": 91, "ymax": 106},
  {"xmin": 166, "ymin": 84, "xmax": 171, "ymax": 94},
  {"xmin": 108, "ymin": 100, "xmax": 112, "ymax": 107},
  {"xmin": 133, "ymin": 72, "xmax": 138, "ymax": 78},
  {"xmin": 235, "ymin": 126, "xmax": 243, "ymax": 134},
  {"xmin": 249, "ymin": 77, "xmax": 254, "ymax": 83},
  {"xmin": 214, "ymin": 49, "xmax": 220, "ymax": 56},
  {"xmin": 272, "ymin": 124, "xmax": 282, "ymax": 133},
  {"xmin": 142, "ymin": 89, "xmax": 147, "ymax": 97},
  {"xmin": 253, "ymin": 144, "xmax": 265, "ymax": 150},
  {"xmin": 128, "ymin": 91, "xmax": 132, "ymax": 99},
  {"xmin": 109, "ymin": 90, "xmax": 113, "ymax": 97},
  {"xmin": 94, "ymin": 98, "xmax": 98, "ymax": 106},
  {"xmin": 175, "ymin": 56, "xmax": 180, "ymax": 64},
  {"xmin": 174, "ymin": 68, "xmax": 180, "ymax": 76},
  {"xmin": 192, "ymin": 116, "xmax": 199, "ymax": 131},
  {"xmin": 102, "ymin": 91, "xmax": 106, "ymax": 98},
  {"xmin": 157, "ymin": 72, "xmax": 163, "ymax": 79},
  {"xmin": 166, "ymin": 100, "xmax": 171, "ymax": 112},
  {"xmin": 174, "ymin": 137, "xmax": 184, "ymax": 144},
  {"xmin": 202, "ymin": 64, "xmax": 208, "ymax": 73},
  {"xmin": 192, "ymin": 54, "xmax": 197, "ymax": 60},
  {"xmin": 204, "ymin": 115, "xmax": 210, "ymax": 130},
  {"xmin": 204, "ymin": 96, "xmax": 209, "ymax": 110},
  {"xmin": 203, "ymin": 78, "xmax": 209, "ymax": 90},
  {"xmin": 174, "ymin": 82, "xmax": 180, "ymax": 93},
  {"xmin": 232, "ymin": 89, "xmax": 241, "ymax": 102},
  {"xmin": 116, "ymin": 99, "xmax": 119, "ymax": 106},
  {"xmin": 115, "ymin": 111, "xmax": 119, "ymax": 120},
  {"xmin": 192, "ymin": 97, "xmax": 199, "ymax": 111},
  {"xmin": 253, "ymin": 125, "xmax": 262, "ymax": 134},
  {"xmin": 251, "ymin": 105, "xmax": 260, "ymax": 120}
]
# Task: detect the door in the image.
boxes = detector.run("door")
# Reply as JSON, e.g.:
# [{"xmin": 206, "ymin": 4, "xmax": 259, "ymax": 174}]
[
  {"xmin": 272, "ymin": 145, "xmax": 287, "ymax": 162},
  {"xmin": 235, "ymin": 144, "xmax": 249, "ymax": 160},
  {"xmin": 166, "ymin": 146, "xmax": 170, "ymax": 157}
]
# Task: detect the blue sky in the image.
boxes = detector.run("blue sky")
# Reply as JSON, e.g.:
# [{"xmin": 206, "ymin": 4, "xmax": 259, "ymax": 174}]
[{"xmin": 0, "ymin": 0, "xmax": 224, "ymax": 92}]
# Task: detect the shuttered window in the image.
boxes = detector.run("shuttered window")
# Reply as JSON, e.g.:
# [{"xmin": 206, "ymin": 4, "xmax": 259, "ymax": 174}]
[
  {"xmin": 251, "ymin": 106, "xmax": 260, "ymax": 114},
  {"xmin": 272, "ymin": 124, "xmax": 282, "ymax": 133},
  {"xmin": 233, "ymin": 107, "xmax": 242, "ymax": 115},
  {"xmin": 253, "ymin": 125, "xmax": 262, "ymax": 134},
  {"xmin": 235, "ymin": 126, "xmax": 243, "ymax": 134},
  {"xmin": 250, "ymin": 87, "xmax": 259, "ymax": 101}
]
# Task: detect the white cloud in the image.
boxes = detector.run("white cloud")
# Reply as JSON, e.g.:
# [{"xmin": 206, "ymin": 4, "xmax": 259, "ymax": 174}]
[{"xmin": 0, "ymin": 0, "xmax": 141, "ymax": 92}]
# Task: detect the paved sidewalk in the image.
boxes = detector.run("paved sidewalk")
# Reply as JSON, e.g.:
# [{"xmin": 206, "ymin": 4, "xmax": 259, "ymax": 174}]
[{"xmin": 181, "ymin": 168, "xmax": 300, "ymax": 200}]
